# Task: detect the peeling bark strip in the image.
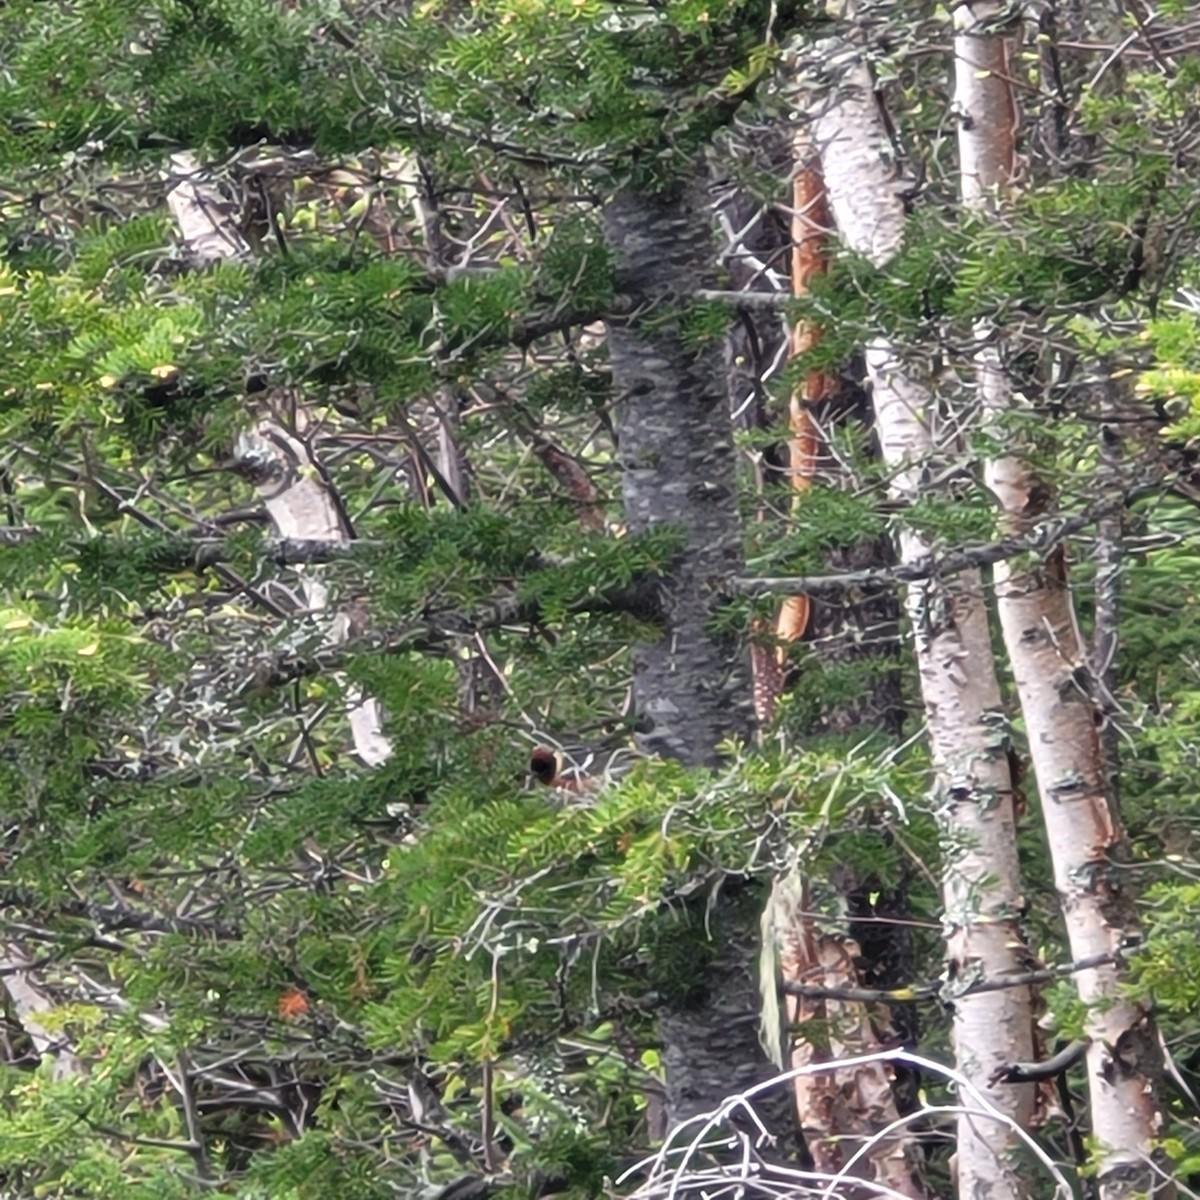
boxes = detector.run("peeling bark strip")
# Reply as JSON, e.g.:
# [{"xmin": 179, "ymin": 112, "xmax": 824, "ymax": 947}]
[
  {"xmin": 751, "ymin": 147, "xmax": 828, "ymax": 726},
  {"xmin": 955, "ymin": 5, "xmax": 1170, "ymax": 1195},
  {"xmin": 604, "ymin": 179, "xmax": 781, "ymax": 1135},
  {"xmin": 768, "ymin": 871, "xmax": 923, "ymax": 1198},
  {"xmin": 806, "ymin": 25, "xmax": 1036, "ymax": 1197},
  {"xmin": 772, "ymin": 150, "xmax": 831, "ymax": 664}
]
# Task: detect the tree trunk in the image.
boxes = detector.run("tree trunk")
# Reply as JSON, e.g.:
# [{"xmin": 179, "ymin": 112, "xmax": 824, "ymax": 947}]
[
  {"xmin": 955, "ymin": 8, "xmax": 1170, "ymax": 1196},
  {"xmin": 761, "ymin": 141, "xmax": 919, "ymax": 1192},
  {"xmin": 604, "ymin": 177, "xmax": 785, "ymax": 1137},
  {"xmin": 604, "ymin": 180, "xmax": 754, "ymax": 769},
  {"xmin": 168, "ymin": 153, "xmax": 393, "ymax": 768},
  {"xmin": 809, "ymin": 32, "xmax": 1037, "ymax": 1198},
  {"xmin": 868, "ymin": 344, "xmax": 1036, "ymax": 1200},
  {"xmin": 768, "ymin": 869, "xmax": 925, "ymax": 1198}
]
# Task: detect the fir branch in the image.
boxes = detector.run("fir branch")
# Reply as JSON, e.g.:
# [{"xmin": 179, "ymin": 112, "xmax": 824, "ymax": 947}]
[
  {"xmin": 0, "ymin": 889, "xmax": 242, "ymax": 941},
  {"xmin": 1, "ymin": 492, "xmax": 1151, "ymax": 602},
  {"xmin": 239, "ymin": 578, "xmax": 664, "ymax": 689},
  {"xmin": 734, "ymin": 493, "xmax": 1157, "ymax": 598},
  {"xmin": 779, "ymin": 951, "xmax": 1119, "ymax": 1006}
]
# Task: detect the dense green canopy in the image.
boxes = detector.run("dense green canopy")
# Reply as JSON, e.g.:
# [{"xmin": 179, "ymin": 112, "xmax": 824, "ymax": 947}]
[{"xmin": 2, "ymin": 1, "xmax": 1200, "ymax": 1197}]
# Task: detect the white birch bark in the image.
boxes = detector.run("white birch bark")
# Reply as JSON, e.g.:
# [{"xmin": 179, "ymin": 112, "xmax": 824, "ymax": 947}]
[
  {"xmin": 0, "ymin": 946, "xmax": 84, "ymax": 1080},
  {"xmin": 393, "ymin": 150, "xmax": 470, "ymax": 507},
  {"xmin": 808, "ymin": 33, "xmax": 1035, "ymax": 1198},
  {"xmin": 167, "ymin": 154, "xmax": 393, "ymax": 766},
  {"xmin": 955, "ymin": 8, "xmax": 1168, "ymax": 1195}
]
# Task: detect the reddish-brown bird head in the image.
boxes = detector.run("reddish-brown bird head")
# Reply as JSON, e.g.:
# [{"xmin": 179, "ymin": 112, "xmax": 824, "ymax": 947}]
[
  {"xmin": 530, "ymin": 746, "xmax": 561, "ymax": 787},
  {"xmin": 530, "ymin": 745, "xmax": 600, "ymax": 796}
]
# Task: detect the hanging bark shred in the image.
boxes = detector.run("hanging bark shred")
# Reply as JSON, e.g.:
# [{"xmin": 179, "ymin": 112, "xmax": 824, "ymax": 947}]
[
  {"xmin": 748, "ymin": 143, "xmax": 832, "ymax": 724},
  {"xmin": 767, "ymin": 871, "xmax": 924, "ymax": 1198},
  {"xmin": 773, "ymin": 148, "xmax": 833, "ymax": 659},
  {"xmin": 528, "ymin": 435, "xmax": 606, "ymax": 532}
]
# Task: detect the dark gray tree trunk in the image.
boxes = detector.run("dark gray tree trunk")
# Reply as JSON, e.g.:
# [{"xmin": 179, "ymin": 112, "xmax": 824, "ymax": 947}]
[
  {"xmin": 604, "ymin": 176, "xmax": 790, "ymax": 1141},
  {"xmin": 604, "ymin": 179, "xmax": 755, "ymax": 767}
]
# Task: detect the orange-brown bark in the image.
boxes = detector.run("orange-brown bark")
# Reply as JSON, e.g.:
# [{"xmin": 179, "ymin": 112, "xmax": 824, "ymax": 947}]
[
  {"xmin": 773, "ymin": 875, "xmax": 923, "ymax": 1197},
  {"xmin": 774, "ymin": 149, "xmax": 835, "ymax": 660}
]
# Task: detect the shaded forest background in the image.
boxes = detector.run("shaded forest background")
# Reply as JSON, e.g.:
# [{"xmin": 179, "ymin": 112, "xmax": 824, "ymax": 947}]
[{"xmin": 2, "ymin": 1, "xmax": 1200, "ymax": 1198}]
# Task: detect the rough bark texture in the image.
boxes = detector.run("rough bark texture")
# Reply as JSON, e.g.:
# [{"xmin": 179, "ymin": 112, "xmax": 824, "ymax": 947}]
[
  {"xmin": 956, "ymin": 7, "xmax": 1170, "ymax": 1195},
  {"xmin": 604, "ymin": 179, "xmax": 785, "ymax": 1139},
  {"xmin": 605, "ymin": 181, "xmax": 755, "ymax": 768},
  {"xmin": 809, "ymin": 34, "xmax": 1037, "ymax": 1198},
  {"xmin": 657, "ymin": 896, "xmax": 794, "ymax": 1140}
]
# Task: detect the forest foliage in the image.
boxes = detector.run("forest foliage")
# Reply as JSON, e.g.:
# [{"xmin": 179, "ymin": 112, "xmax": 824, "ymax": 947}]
[{"xmin": 1, "ymin": 1, "xmax": 1200, "ymax": 1198}]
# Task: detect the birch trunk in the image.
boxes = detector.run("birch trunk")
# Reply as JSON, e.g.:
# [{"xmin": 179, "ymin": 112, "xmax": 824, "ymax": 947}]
[
  {"xmin": 767, "ymin": 870, "xmax": 924, "ymax": 1197},
  {"xmin": 0, "ymin": 946, "xmax": 84, "ymax": 1080},
  {"xmin": 954, "ymin": 8, "xmax": 1169, "ymax": 1196},
  {"xmin": 808, "ymin": 31, "xmax": 1036, "ymax": 1197},
  {"xmin": 758, "ymin": 142, "xmax": 919, "ymax": 1191},
  {"xmin": 167, "ymin": 154, "xmax": 393, "ymax": 767}
]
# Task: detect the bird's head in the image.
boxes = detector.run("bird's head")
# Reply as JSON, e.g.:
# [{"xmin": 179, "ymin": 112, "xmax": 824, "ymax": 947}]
[{"xmin": 529, "ymin": 746, "xmax": 560, "ymax": 787}]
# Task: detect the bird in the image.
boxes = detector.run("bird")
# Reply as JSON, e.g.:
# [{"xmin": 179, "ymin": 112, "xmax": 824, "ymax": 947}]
[
  {"xmin": 529, "ymin": 745, "xmax": 597, "ymax": 795},
  {"xmin": 528, "ymin": 741, "xmax": 641, "ymax": 802}
]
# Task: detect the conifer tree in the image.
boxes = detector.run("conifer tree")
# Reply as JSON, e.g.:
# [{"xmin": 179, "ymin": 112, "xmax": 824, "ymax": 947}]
[{"xmin": 3, "ymin": 3, "xmax": 1200, "ymax": 1199}]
